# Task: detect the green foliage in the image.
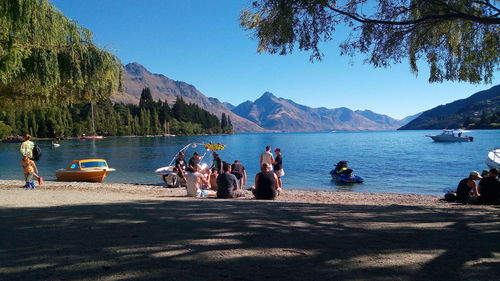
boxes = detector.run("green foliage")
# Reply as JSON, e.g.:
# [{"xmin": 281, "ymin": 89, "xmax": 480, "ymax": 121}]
[
  {"xmin": 139, "ymin": 88, "xmax": 154, "ymax": 109},
  {"xmin": 0, "ymin": 88, "xmax": 230, "ymax": 137},
  {"xmin": 0, "ymin": 0, "xmax": 122, "ymax": 107},
  {"xmin": 0, "ymin": 121, "xmax": 11, "ymax": 138},
  {"xmin": 241, "ymin": 0, "xmax": 500, "ymax": 84}
]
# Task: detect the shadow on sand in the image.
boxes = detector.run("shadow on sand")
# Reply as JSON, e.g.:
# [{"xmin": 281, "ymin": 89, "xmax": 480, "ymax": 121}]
[{"xmin": 1, "ymin": 199, "xmax": 499, "ymax": 280}]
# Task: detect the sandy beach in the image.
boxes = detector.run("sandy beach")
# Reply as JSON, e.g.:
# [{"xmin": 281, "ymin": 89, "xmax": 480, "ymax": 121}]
[{"xmin": 1, "ymin": 179, "xmax": 499, "ymax": 281}]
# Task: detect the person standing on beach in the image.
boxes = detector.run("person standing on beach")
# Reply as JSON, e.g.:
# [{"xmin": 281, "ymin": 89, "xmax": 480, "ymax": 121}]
[
  {"xmin": 212, "ymin": 152, "xmax": 222, "ymax": 174},
  {"xmin": 175, "ymin": 152, "xmax": 187, "ymax": 182},
  {"xmin": 231, "ymin": 160, "xmax": 247, "ymax": 188},
  {"xmin": 260, "ymin": 146, "xmax": 274, "ymax": 169},
  {"xmin": 20, "ymin": 133, "xmax": 34, "ymax": 159},
  {"xmin": 188, "ymin": 152, "xmax": 201, "ymax": 169},
  {"xmin": 21, "ymin": 155, "xmax": 38, "ymax": 190},
  {"xmin": 273, "ymin": 148, "xmax": 284, "ymax": 189},
  {"xmin": 19, "ymin": 133, "xmax": 42, "ymax": 185}
]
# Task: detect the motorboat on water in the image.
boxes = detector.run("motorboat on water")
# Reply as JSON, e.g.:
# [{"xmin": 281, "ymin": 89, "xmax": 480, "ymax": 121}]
[
  {"xmin": 330, "ymin": 161, "xmax": 364, "ymax": 183},
  {"xmin": 79, "ymin": 135, "xmax": 103, "ymax": 139},
  {"xmin": 426, "ymin": 129, "xmax": 473, "ymax": 142},
  {"xmin": 486, "ymin": 148, "xmax": 500, "ymax": 169},
  {"xmin": 56, "ymin": 159, "xmax": 115, "ymax": 182},
  {"xmin": 155, "ymin": 142, "xmax": 225, "ymax": 187}
]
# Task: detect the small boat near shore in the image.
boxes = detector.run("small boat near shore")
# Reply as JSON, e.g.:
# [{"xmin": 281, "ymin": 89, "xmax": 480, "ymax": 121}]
[
  {"xmin": 486, "ymin": 148, "xmax": 500, "ymax": 169},
  {"xmin": 155, "ymin": 142, "xmax": 225, "ymax": 187},
  {"xmin": 426, "ymin": 129, "xmax": 473, "ymax": 142},
  {"xmin": 78, "ymin": 135, "xmax": 103, "ymax": 139},
  {"xmin": 56, "ymin": 159, "xmax": 115, "ymax": 182}
]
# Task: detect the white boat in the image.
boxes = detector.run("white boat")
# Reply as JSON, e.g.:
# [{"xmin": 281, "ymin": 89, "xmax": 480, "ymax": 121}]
[
  {"xmin": 155, "ymin": 142, "xmax": 224, "ymax": 187},
  {"xmin": 485, "ymin": 148, "xmax": 500, "ymax": 169},
  {"xmin": 426, "ymin": 129, "xmax": 473, "ymax": 142}
]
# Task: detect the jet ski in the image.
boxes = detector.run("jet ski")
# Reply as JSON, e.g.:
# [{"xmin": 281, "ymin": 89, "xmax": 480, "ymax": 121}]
[{"xmin": 330, "ymin": 160, "xmax": 364, "ymax": 183}]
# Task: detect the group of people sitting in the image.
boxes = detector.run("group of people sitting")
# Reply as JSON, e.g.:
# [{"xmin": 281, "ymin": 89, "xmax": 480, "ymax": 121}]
[
  {"xmin": 172, "ymin": 147, "xmax": 282, "ymax": 200},
  {"xmin": 447, "ymin": 168, "xmax": 500, "ymax": 204}
]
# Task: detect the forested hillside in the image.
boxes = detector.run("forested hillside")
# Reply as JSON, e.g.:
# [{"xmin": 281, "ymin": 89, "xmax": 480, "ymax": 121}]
[
  {"xmin": 399, "ymin": 85, "xmax": 500, "ymax": 130},
  {"xmin": 0, "ymin": 88, "xmax": 233, "ymax": 138}
]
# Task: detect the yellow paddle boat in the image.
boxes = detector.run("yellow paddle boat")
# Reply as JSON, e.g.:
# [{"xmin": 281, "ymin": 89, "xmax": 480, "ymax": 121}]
[{"xmin": 56, "ymin": 159, "xmax": 116, "ymax": 183}]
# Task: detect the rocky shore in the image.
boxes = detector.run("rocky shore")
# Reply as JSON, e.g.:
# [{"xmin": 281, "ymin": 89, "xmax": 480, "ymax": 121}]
[{"xmin": 1, "ymin": 180, "xmax": 499, "ymax": 281}]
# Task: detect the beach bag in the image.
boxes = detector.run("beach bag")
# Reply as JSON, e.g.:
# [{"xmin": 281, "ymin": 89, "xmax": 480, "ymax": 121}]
[
  {"xmin": 32, "ymin": 144, "xmax": 42, "ymax": 161},
  {"xmin": 444, "ymin": 193, "xmax": 456, "ymax": 202}
]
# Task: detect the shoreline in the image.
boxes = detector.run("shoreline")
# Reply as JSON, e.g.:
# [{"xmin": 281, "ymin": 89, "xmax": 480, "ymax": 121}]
[{"xmin": 0, "ymin": 179, "xmax": 491, "ymax": 209}]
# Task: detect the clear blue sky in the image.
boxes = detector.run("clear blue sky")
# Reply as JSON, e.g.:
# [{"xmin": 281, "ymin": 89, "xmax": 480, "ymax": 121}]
[{"xmin": 52, "ymin": 0, "xmax": 498, "ymax": 119}]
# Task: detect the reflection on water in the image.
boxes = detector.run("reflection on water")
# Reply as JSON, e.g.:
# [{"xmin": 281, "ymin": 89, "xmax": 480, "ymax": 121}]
[{"xmin": 1, "ymin": 130, "xmax": 498, "ymax": 195}]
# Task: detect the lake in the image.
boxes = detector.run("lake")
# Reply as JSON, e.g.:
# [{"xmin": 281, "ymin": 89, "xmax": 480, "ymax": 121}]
[{"xmin": 1, "ymin": 130, "xmax": 498, "ymax": 195}]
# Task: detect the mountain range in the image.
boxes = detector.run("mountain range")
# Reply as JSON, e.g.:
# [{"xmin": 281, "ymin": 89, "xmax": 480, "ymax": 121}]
[
  {"xmin": 400, "ymin": 85, "xmax": 500, "ymax": 130},
  {"xmin": 111, "ymin": 62, "xmax": 422, "ymax": 132},
  {"xmin": 112, "ymin": 63, "xmax": 266, "ymax": 133},
  {"xmin": 231, "ymin": 92, "xmax": 408, "ymax": 131}
]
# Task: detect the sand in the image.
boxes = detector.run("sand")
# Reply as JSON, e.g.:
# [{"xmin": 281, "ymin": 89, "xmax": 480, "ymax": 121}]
[{"xmin": 1, "ymin": 179, "xmax": 499, "ymax": 281}]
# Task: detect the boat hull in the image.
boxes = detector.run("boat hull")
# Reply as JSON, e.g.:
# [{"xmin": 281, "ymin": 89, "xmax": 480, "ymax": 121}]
[
  {"xmin": 56, "ymin": 169, "xmax": 114, "ymax": 183},
  {"xmin": 79, "ymin": 136, "xmax": 103, "ymax": 139},
  {"xmin": 330, "ymin": 170, "xmax": 364, "ymax": 183},
  {"xmin": 486, "ymin": 149, "xmax": 500, "ymax": 169},
  {"xmin": 428, "ymin": 135, "xmax": 472, "ymax": 142}
]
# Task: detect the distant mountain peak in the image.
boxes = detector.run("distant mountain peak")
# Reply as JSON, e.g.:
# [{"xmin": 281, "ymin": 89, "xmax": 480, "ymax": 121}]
[
  {"xmin": 125, "ymin": 62, "xmax": 151, "ymax": 76},
  {"xmin": 260, "ymin": 92, "xmax": 277, "ymax": 99}
]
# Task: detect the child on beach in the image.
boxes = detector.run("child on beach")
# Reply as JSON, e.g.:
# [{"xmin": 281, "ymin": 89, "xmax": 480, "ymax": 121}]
[{"xmin": 21, "ymin": 155, "xmax": 40, "ymax": 190}]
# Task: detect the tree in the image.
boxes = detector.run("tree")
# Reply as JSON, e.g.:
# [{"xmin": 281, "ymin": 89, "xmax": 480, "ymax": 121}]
[
  {"xmin": 0, "ymin": 121, "xmax": 12, "ymax": 139},
  {"xmin": 139, "ymin": 88, "xmax": 154, "ymax": 109},
  {"xmin": 240, "ymin": 0, "xmax": 500, "ymax": 83},
  {"xmin": 0, "ymin": 0, "xmax": 122, "ymax": 108},
  {"xmin": 221, "ymin": 113, "xmax": 228, "ymax": 130}
]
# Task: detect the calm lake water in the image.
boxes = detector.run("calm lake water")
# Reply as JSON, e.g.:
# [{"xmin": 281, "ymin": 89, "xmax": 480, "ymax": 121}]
[{"xmin": 1, "ymin": 130, "xmax": 498, "ymax": 195}]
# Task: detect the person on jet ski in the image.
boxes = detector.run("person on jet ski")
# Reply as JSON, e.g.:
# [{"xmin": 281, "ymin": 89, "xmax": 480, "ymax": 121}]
[{"xmin": 335, "ymin": 161, "xmax": 354, "ymax": 177}]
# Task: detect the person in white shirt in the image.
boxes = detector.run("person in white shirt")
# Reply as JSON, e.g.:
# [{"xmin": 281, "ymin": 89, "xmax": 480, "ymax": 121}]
[
  {"xmin": 186, "ymin": 164, "xmax": 215, "ymax": 198},
  {"xmin": 259, "ymin": 145, "xmax": 274, "ymax": 169}
]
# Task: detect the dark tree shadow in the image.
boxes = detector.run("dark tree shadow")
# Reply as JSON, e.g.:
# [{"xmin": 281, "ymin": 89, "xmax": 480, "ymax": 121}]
[{"xmin": 0, "ymin": 199, "xmax": 499, "ymax": 281}]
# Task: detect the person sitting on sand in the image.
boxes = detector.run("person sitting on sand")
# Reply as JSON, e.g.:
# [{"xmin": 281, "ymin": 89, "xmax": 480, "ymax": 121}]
[
  {"xmin": 209, "ymin": 168, "xmax": 218, "ymax": 191},
  {"xmin": 186, "ymin": 164, "xmax": 215, "ymax": 198},
  {"xmin": 456, "ymin": 171, "xmax": 481, "ymax": 203},
  {"xmin": 21, "ymin": 155, "xmax": 38, "ymax": 190},
  {"xmin": 478, "ymin": 168, "xmax": 499, "ymax": 204},
  {"xmin": 231, "ymin": 160, "xmax": 247, "ymax": 189},
  {"xmin": 216, "ymin": 162, "xmax": 244, "ymax": 199},
  {"xmin": 252, "ymin": 163, "xmax": 280, "ymax": 200}
]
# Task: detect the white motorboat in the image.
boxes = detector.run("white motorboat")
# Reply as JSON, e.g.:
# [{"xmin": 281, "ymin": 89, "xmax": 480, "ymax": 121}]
[
  {"xmin": 426, "ymin": 129, "xmax": 473, "ymax": 142},
  {"xmin": 485, "ymin": 148, "xmax": 500, "ymax": 169},
  {"xmin": 155, "ymin": 142, "xmax": 225, "ymax": 187}
]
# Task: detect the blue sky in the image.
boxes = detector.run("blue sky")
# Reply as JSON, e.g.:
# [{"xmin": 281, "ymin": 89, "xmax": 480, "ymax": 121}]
[{"xmin": 52, "ymin": 0, "xmax": 498, "ymax": 119}]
